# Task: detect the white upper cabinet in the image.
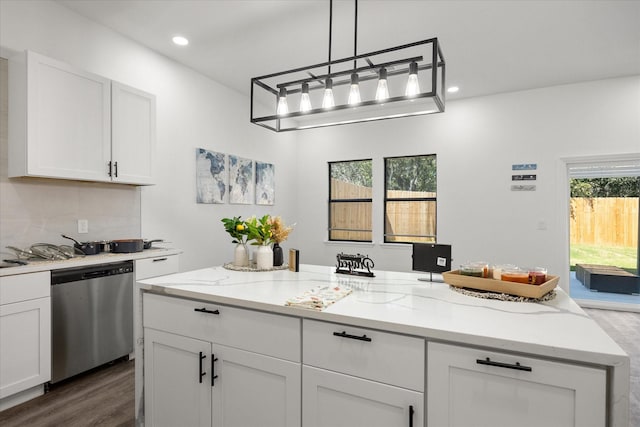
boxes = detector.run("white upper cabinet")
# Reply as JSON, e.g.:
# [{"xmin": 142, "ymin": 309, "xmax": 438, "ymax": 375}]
[
  {"xmin": 9, "ymin": 51, "xmax": 111, "ymax": 182},
  {"xmin": 9, "ymin": 51, "xmax": 156, "ymax": 185},
  {"xmin": 111, "ymin": 81, "xmax": 156, "ymax": 185}
]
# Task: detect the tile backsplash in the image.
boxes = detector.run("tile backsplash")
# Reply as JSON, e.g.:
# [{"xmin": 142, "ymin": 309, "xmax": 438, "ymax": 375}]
[{"xmin": 0, "ymin": 58, "xmax": 141, "ymax": 256}]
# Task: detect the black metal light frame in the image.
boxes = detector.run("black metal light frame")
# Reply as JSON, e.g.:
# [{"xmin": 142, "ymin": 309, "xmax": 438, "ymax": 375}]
[{"xmin": 250, "ymin": 1, "xmax": 446, "ymax": 132}]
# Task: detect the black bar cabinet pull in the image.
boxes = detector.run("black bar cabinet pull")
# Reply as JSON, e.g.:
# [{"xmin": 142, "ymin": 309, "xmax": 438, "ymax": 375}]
[
  {"xmin": 409, "ymin": 405, "xmax": 414, "ymax": 427},
  {"xmin": 198, "ymin": 352, "xmax": 206, "ymax": 383},
  {"xmin": 194, "ymin": 307, "xmax": 220, "ymax": 315},
  {"xmin": 332, "ymin": 331, "xmax": 372, "ymax": 342},
  {"xmin": 114, "ymin": 161, "xmax": 118, "ymax": 177},
  {"xmin": 211, "ymin": 354, "xmax": 219, "ymax": 387},
  {"xmin": 152, "ymin": 257, "xmax": 168, "ymax": 262},
  {"xmin": 108, "ymin": 161, "xmax": 112, "ymax": 177},
  {"xmin": 476, "ymin": 357, "xmax": 532, "ymax": 372}
]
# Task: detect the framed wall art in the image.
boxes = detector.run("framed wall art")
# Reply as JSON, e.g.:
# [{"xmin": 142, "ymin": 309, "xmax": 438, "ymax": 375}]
[
  {"xmin": 255, "ymin": 161, "xmax": 275, "ymax": 205},
  {"xmin": 196, "ymin": 148, "xmax": 227, "ymax": 204},
  {"xmin": 229, "ymin": 155, "xmax": 254, "ymax": 204}
]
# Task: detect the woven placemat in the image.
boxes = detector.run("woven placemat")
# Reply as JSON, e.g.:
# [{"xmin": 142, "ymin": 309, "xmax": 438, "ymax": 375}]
[
  {"xmin": 223, "ymin": 262, "xmax": 289, "ymax": 272},
  {"xmin": 450, "ymin": 285, "xmax": 556, "ymax": 303}
]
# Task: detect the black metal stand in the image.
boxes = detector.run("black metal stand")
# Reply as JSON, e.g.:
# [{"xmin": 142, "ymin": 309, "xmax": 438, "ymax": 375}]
[{"xmin": 417, "ymin": 272, "xmax": 444, "ymax": 283}]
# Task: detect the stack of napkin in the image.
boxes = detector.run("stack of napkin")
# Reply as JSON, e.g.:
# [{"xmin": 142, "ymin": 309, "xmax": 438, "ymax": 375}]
[{"xmin": 285, "ymin": 285, "xmax": 352, "ymax": 311}]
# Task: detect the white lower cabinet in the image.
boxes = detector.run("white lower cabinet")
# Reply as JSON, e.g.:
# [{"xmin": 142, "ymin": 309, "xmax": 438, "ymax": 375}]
[
  {"xmin": 302, "ymin": 319, "xmax": 425, "ymax": 427},
  {"xmin": 144, "ymin": 328, "xmax": 211, "ymax": 427},
  {"xmin": 303, "ymin": 365, "xmax": 423, "ymax": 427},
  {"xmin": 212, "ymin": 345, "xmax": 301, "ymax": 427},
  {"xmin": 142, "ymin": 296, "xmax": 610, "ymax": 427},
  {"xmin": 135, "ymin": 255, "xmax": 179, "ymax": 281},
  {"xmin": 0, "ymin": 272, "xmax": 51, "ymax": 405},
  {"xmin": 142, "ymin": 293, "xmax": 301, "ymax": 427},
  {"xmin": 427, "ymin": 342, "xmax": 607, "ymax": 427}
]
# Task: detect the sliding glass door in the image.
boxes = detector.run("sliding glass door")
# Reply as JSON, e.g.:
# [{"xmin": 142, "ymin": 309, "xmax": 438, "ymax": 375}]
[{"xmin": 568, "ymin": 160, "xmax": 639, "ymax": 311}]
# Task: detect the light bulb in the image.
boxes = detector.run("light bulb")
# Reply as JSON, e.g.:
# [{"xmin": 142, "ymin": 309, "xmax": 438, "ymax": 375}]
[
  {"xmin": 299, "ymin": 83, "xmax": 312, "ymax": 112},
  {"xmin": 375, "ymin": 67, "xmax": 389, "ymax": 101},
  {"xmin": 347, "ymin": 73, "xmax": 361, "ymax": 105},
  {"xmin": 322, "ymin": 78, "xmax": 335, "ymax": 109},
  {"xmin": 277, "ymin": 87, "xmax": 288, "ymax": 115},
  {"xmin": 172, "ymin": 36, "xmax": 189, "ymax": 46},
  {"xmin": 405, "ymin": 61, "xmax": 420, "ymax": 97}
]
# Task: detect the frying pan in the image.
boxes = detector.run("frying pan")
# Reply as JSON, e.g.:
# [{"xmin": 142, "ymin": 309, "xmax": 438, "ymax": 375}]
[
  {"xmin": 143, "ymin": 239, "xmax": 163, "ymax": 249},
  {"xmin": 110, "ymin": 239, "xmax": 144, "ymax": 253},
  {"xmin": 61, "ymin": 234, "xmax": 102, "ymax": 255}
]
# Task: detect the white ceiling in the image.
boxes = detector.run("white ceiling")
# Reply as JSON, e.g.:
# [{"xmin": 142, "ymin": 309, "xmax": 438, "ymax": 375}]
[{"xmin": 56, "ymin": 0, "xmax": 640, "ymax": 100}]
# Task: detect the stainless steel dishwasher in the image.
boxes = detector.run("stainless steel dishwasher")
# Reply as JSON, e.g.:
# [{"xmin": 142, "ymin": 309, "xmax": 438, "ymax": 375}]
[{"xmin": 50, "ymin": 260, "xmax": 134, "ymax": 383}]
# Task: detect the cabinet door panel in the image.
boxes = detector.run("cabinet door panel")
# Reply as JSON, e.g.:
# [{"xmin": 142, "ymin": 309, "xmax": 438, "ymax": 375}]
[
  {"xmin": 143, "ymin": 293, "xmax": 300, "ymax": 361},
  {"xmin": 135, "ymin": 255, "xmax": 179, "ymax": 281},
  {"xmin": 111, "ymin": 81, "xmax": 155, "ymax": 185},
  {"xmin": 303, "ymin": 319, "xmax": 424, "ymax": 391},
  {"xmin": 144, "ymin": 328, "xmax": 211, "ymax": 427},
  {"xmin": 26, "ymin": 51, "xmax": 111, "ymax": 181},
  {"xmin": 0, "ymin": 297, "xmax": 51, "ymax": 398},
  {"xmin": 427, "ymin": 342, "xmax": 606, "ymax": 427},
  {"xmin": 303, "ymin": 365, "xmax": 423, "ymax": 427},
  {"xmin": 0, "ymin": 271, "xmax": 50, "ymax": 305},
  {"xmin": 212, "ymin": 345, "xmax": 301, "ymax": 427}
]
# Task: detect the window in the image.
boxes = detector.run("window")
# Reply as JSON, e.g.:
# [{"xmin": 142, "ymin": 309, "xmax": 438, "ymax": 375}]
[
  {"xmin": 329, "ymin": 159, "xmax": 372, "ymax": 242},
  {"xmin": 384, "ymin": 154, "xmax": 437, "ymax": 243}
]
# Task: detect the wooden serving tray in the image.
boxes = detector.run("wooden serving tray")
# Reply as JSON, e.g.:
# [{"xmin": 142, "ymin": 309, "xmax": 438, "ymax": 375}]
[{"xmin": 442, "ymin": 270, "xmax": 559, "ymax": 299}]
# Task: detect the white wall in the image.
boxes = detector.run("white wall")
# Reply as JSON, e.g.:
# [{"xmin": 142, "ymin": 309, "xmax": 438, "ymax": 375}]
[
  {"xmin": 1, "ymin": 0, "xmax": 638, "ymax": 284},
  {"xmin": 0, "ymin": 0, "xmax": 298, "ymax": 271},
  {"xmin": 294, "ymin": 76, "xmax": 640, "ymax": 289}
]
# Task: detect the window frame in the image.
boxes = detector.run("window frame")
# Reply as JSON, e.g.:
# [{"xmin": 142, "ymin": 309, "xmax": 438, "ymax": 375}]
[
  {"xmin": 328, "ymin": 159, "xmax": 373, "ymax": 242},
  {"xmin": 383, "ymin": 154, "xmax": 437, "ymax": 244}
]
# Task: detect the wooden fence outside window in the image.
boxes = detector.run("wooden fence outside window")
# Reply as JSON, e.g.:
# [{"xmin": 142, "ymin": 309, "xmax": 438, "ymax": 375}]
[{"xmin": 570, "ymin": 197, "xmax": 639, "ymax": 247}]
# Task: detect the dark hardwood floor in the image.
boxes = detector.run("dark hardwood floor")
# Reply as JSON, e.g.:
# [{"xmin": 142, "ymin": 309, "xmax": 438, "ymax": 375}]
[
  {"xmin": 0, "ymin": 309, "xmax": 637, "ymax": 427},
  {"xmin": 0, "ymin": 358, "xmax": 134, "ymax": 427}
]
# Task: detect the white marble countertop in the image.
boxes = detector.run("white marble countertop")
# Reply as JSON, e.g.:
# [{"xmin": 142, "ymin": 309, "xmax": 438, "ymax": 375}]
[
  {"xmin": 0, "ymin": 247, "xmax": 182, "ymax": 277},
  {"xmin": 138, "ymin": 264, "xmax": 628, "ymax": 368}
]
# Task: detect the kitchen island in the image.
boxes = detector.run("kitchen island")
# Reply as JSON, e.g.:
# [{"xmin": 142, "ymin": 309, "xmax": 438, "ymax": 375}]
[{"xmin": 135, "ymin": 264, "xmax": 630, "ymax": 427}]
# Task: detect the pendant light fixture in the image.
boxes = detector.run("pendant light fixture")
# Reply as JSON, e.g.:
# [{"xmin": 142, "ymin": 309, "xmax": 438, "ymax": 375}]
[
  {"xmin": 299, "ymin": 83, "xmax": 312, "ymax": 112},
  {"xmin": 322, "ymin": 0, "xmax": 335, "ymax": 109},
  {"xmin": 347, "ymin": 0, "xmax": 361, "ymax": 106},
  {"xmin": 322, "ymin": 78, "xmax": 335, "ymax": 108},
  {"xmin": 405, "ymin": 61, "xmax": 420, "ymax": 97},
  {"xmin": 276, "ymin": 87, "xmax": 289, "ymax": 115},
  {"xmin": 375, "ymin": 67, "xmax": 389, "ymax": 102},
  {"xmin": 347, "ymin": 72, "xmax": 361, "ymax": 105},
  {"xmin": 250, "ymin": 0, "xmax": 445, "ymax": 132}
]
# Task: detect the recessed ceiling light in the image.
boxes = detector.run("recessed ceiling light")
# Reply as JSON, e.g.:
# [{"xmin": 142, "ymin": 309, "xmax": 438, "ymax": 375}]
[
  {"xmin": 447, "ymin": 86, "xmax": 459, "ymax": 93},
  {"xmin": 172, "ymin": 36, "xmax": 189, "ymax": 46}
]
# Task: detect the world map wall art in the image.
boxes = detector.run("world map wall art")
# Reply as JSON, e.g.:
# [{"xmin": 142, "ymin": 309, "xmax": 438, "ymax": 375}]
[
  {"xmin": 229, "ymin": 155, "xmax": 254, "ymax": 204},
  {"xmin": 196, "ymin": 148, "xmax": 226, "ymax": 204},
  {"xmin": 196, "ymin": 148, "xmax": 274, "ymax": 206},
  {"xmin": 255, "ymin": 161, "xmax": 275, "ymax": 205}
]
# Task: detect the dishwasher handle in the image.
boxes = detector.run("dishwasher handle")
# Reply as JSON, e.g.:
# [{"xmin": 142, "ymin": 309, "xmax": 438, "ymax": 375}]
[
  {"xmin": 82, "ymin": 270, "xmax": 112, "ymax": 280},
  {"xmin": 51, "ymin": 261, "xmax": 134, "ymax": 285}
]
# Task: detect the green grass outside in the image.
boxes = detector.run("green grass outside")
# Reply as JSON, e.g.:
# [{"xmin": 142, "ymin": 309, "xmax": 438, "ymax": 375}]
[{"xmin": 570, "ymin": 244, "xmax": 638, "ymax": 274}]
